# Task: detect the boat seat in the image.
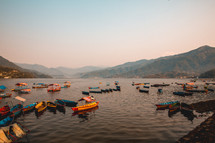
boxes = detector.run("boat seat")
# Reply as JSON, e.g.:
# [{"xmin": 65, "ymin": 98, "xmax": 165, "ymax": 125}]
[
  {"xmin": 0, "ymin": 128, "xmax": 12, "ymax": 143},
  {"xmin": 11, "ymin": 123, "xmax": 26, "ymax": 138}
]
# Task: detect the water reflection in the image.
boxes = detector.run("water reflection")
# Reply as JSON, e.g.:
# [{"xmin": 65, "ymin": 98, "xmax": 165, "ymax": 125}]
[
  {"xmin": 56, "ymin": 107, "xmax": 66, "ymax": 114},
  {"xmin": 157, "ymin": 102, "xmax": 197, "ymax": 122},
  {"xmin": 35, "ymin": 109, "xmax": 46, "ymax": 118},
  {"xmin": 72, "ymin": 106, "xmax": 99, "ymax": 122}
]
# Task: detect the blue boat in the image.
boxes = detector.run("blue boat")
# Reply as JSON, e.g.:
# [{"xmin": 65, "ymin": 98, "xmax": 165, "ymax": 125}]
[
  {"xmin": 143, "ymin": 86, "xmax": 150, "ymax": 88},
  {"xmin": 23, "ymin": 102, "xmax": 37, "ymax": 113},
  {"xmin": 173, "ymin": 92, "xmax": 193, "ymax": 96},
  {"xmin": 89, "ymin": 90, "xmax": 102, "ymax": 94},
  {"xmin": 10, "ymin": 104, "xmax": 23, "ymax": 117},
  {"xmin": 56, "ymin": 99, "xmax": 77, "ymax": 107},
  {"xmin": 0, "ymin": 116, "xmax": 13, "ymax": 127},
  {"xmin": 0, "ymin": 85, "xmax": 6, "ymax": 92}
]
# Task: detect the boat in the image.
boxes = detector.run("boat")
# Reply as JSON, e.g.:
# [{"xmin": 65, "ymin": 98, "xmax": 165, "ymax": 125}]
[
  {"xmin": 116, "ymin": 86, "xmax": 121, "ymax": 91},
  {"xmin": 88, "ymin": 87, "xmax": 100, "ymax": 89},
  {"xmin": 12, "ymin": 83, "xmax": 29, "ymax": 92},
  {"xmin": 72, "ymin": 106, "xmax": 99, "ymax": 116},
  {"xmin": 186, "ymin": 89, "xmax": 207, "ymax": 93},
  {"xmin": 0, "ymin": 122, "xmax": 30, "ymax": 142},
  {"xmin": 113, "ymin": 89, "xmax": 118, "ymax": 91},
  {"xmin": 208, "ymin": 89, "xmax": 214, "ymax": 92},
  {"xmin": 0, "ymin": 105, "xmax": 10, "ymax": 119},
  {"xmin": 72, "ymin": 101, "xmax": 99, "ymax": 112},
  {"xmin": 109, "ymin": 88, "xmax": 113, "ymax": 92},
  {"xmin": 143, "ymin": 86, "xmax": 150, "ymax": 88},
  {"xmin": 35, "ymin": 101, "xmax": 47, "ymax": 113},
  {"xmin": 64, "ymin": 81, "xmax": 71, "ymax": 88},
  {"xmin": 47, "ymin": 101, "xmax": 57, "ymax": 110},
  {"xmin": 151, "ymin": 84, "xmax": 170, "ymax": 87},
  {"xmin": 0, "ymin": 93, "xmax": 12, "ymax": 98},
  {"xmin": 101, "ymin": 89, "xmax": 106, "ymax": 93},
  {"xmin": 168, "ymin": 106, "xmax": 180, "ymax": 118},
  {"xmin": 173, "ymin": 92, "xmax": 193, "ymax": 96},
  {"xmin": 0, "ymin": 116, "xmax": 13, "ymax": 127},
  {"xmin": 82, "ymin": 91, "xmax": 89, "ymax": 95},
  {"xmin": 18, "ymin": 88, "xmax": 31, "ymax": 94},
  {"xmin": 10, "ymin": 104, "xmax": 23, "ymax": 117},
  {"xmin": 22, "ymin": 103, "xmax": 37, "ymax": 113},
  {"xmin": 32, "ymin": 83, "xmax": 48, "ymax": 88},
  {"xmin": 155, "ymin": 101, "xmax": 179, "ymax": 109},
  {"xmin": 56, "ymin": 99, "xmax": 77, "ymax": 107},
  {"xmin": 139, "ymin": 89, "xmax": 149, "ymax": 93},
  {"xmin": 47, "ymin": 84, "xmax": 61, "ymax": 92},
  {"xmin": 54, "ymin": 99, "xmax": 65, "ymax": 108},
  {"xmin": 0, "ymin": 85, "xmax": 6, "ymax": 92},
  {"xmin": 136, "ymin": 86, "xmax": 140, "ymax": 89},
  {"xmin": 89, "ymin": 90, "xmax": 102, "ymax": 94}
]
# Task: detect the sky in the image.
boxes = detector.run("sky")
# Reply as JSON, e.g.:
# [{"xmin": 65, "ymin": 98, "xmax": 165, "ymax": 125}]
[{"xmin": 0, "ymin": 0, "xmax": 215, "ymax": 68}]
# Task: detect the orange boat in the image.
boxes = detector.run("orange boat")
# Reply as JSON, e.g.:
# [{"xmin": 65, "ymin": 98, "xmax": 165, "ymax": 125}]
[
  {"xmin": 72, "ymin": 101, "xmax": 99, "ymax": 112},
  {"xmin": 47, "ymin": 84, "xmax": 61, "ymax": 92}
]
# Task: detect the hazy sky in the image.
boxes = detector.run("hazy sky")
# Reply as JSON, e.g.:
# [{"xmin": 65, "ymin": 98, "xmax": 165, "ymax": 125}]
[{"xmin": 1, "ymin": 0, "xmax": 215, "ymax": 68}]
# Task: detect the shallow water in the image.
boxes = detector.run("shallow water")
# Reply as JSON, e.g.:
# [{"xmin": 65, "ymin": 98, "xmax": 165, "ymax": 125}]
[{"xmin": 0, "ymin": 78, "xmax": 214, "ymax": 143}]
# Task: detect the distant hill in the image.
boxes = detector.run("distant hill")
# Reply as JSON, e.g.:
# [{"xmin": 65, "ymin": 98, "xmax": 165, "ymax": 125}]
[
  {"xmin": 80, "ymin": 59, "xmax": 154, "ymax": 78},
  {"xmin": 81, "ymin": 45, "xmax": 215, "ymax": 78},
  {"xmin": 0, "ymin": 56, "xmax": 51, "ymax": 78},
  {"xmin": 199, "ymin": 68, "xmax": 215, "ymax": 78},
  {"xmin": 16, "ymin": 63, "xmax": 106, "ymax": 78}
]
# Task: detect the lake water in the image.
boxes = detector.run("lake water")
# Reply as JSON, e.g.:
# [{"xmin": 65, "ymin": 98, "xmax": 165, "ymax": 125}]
[{"xmin": 0, "ymin": 78, "xmax": 214, "ymax": 143}]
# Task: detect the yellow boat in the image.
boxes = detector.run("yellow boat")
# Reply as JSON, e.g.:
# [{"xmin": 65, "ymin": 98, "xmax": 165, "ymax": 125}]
[
  {"xmin": 72, "ymin": 101, "xmax": 99, "ymax": 112},
  {"xmin": 47, "ymin": 101, "xmax": 57, "ymax": 109},
  {"xmin": 35, "ymin": 101, "xmax": 47, "ymax": 113}
]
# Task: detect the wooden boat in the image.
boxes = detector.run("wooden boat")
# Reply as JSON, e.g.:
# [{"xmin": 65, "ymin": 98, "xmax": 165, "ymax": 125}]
[
  {"xmin": 173, "ymin": 92, "xmax": 193, "ymax": 96},
  {"xmin": 64, "ymin": 81, "xmax": 71, "ymax": 88},
  {"xmin": 35, "ymin": 101, "xmax": 47, "ymax": 113},
  {"xmin": 0, "ymin": 105, "xmax": 10, "ymax": 119},
  {"xmin": 54, "ymin": 99, "xmax": 65, "ymax": 108},
  {"xmin": 32, "ymin": 83, "xmax": 48, "ymax": 88},
  {"xmin": 72, "ymin": 106, "xmax": 99, "ymax": 116},
  {"xmin": 47, "ymin": 84, "xmax": 61, "ymax": 92},
  {"xmin": 47, "ymin": 101, "xmax": 57, "ymax": 110},
  {"xmin": 0, "ymin": 116, "xmax": 13, "ymax": 127},
  {"xmin": 10, "ymin": 104, "xmax": 23, "ymax": 117},
  {"xmin": 72, "ymin": 101, "xmax": 99, "ymax": 112},
  {"xmin": 56, "ymin": 99, "xmax": 77, "ymax": 107},
  {"xmin": 89, "ymin": 90, "xmax": 102, "ymax": 94},
  {"xmin": 116, "ymin": 86, "xmax": 121, "ymax": 91},
  {"xmin": 0, "ymin": 85, "xmax": 6, "ymax": 92},
  {"xmin": 88, "ymin": 87, "xmax": 100, "ymax": 89},
  {"xmin": 0, "ymin": 93, "xmax": 12, "ymax": 98},
  {"xmin": 151, "ymin": 84, "xmax": 170, "ymax": 87},
  {"xmin": 22, "ymin": 103, "xmax": 37, "ymax": 113},
  {"xmin": 186, "ymin": 89, "xmax": 207, "ymax": 93},
  {"xmin": 19, "ymin": 88, "xmax": 31, "ymax": 94},
  {"xmin": 139, "ymin": 89, "xmax": 149, "ymax": 93},
  {"xmin": 101, "ymin": 89, "xmax": 106, "ymax": 93},
  {"xmin": 82, "ymin": 91, "xmax": 89, "ymax": 95},
  {"xmin": 155, "ymin": 101, "xmax": 179, "ymax": 109},
  {"xmin": 0, "ymin": 123, "xmax": 30, "ymax": 142}
]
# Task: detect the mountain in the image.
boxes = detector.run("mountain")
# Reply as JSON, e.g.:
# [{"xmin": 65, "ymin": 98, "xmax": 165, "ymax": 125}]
[
  {"xmin": 81, "ymin": 59, "xmax": 154, "ymax": 78},
  {"xmin": 17, "ymin": 63, "xmax": 65, "ymax": 78},
  {"xmin": 81, "ymin": 45, "xmax": 215, "ymax": 78},
  {"xmin": 199, "ymin": 68, "xmax": 215, "ymax": 78},
  {"xmin": 16, "ymin": 63, "xmax": 106, "ymax": 78},
  {"xmin": 0, "ymin": 56, "xmax": 51, "ymax": 78}
]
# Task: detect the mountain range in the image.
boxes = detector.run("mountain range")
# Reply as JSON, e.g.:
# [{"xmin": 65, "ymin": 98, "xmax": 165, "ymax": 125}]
[
  {"xmin": 1, "ymin": 45, "xmax": 215, "ymax": 79},
  {"xmin": 16, "ymin": 63, "xmax": 106, "ymax": 78},
  {"xmin": 81, "ymin": 45, "xmax": 215, "ymax": 78}
]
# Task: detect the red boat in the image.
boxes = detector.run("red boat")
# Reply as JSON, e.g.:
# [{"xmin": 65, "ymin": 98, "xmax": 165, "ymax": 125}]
[{"xmin": 0, "ymin": 105, "xmax": 10, "ymax": 118}]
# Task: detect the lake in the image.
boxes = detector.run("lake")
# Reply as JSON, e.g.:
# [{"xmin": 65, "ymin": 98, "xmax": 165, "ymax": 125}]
[{"xmin": 0, "ymin": 78, "xmax": 214, "ymax": 143}]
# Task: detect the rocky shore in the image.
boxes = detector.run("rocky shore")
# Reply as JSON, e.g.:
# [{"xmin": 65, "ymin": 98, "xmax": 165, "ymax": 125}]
[{"xmin": 177, "ymin": 100, "xmax": 215, "ymax": 143}]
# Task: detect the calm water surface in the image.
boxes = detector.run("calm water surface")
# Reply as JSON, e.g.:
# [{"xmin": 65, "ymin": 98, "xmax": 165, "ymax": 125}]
[{"xmin": 0, "ymin": 78, "xmax": 214, "ymax": 143}]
